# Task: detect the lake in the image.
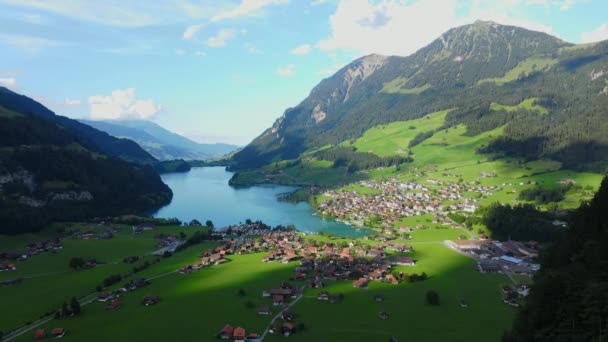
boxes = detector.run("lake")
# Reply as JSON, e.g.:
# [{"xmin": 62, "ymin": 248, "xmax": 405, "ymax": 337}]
[{"xmin": 151, "ymin": 167, "xmax": 369, "ymax": 237}]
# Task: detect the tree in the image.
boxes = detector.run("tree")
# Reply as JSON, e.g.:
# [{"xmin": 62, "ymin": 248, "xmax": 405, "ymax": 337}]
[
  {"xmin": 245, "ymin": 219, "xmax": 252, "ymax": 225},
  {"xmin": 426, "ymin": 290, "xmax": 440, "ymax": 306},
  {"xmin": 70, "ymin": 297, "xmax": 81, "ymax": 316},
  {"xmin": 69, "ymin": 257, "xmax": 85, "ymax": 270},
  {"xmin": 238, "ymin": 288, "xmax": 247, "ymax": 296},
  {"xmin": 205, "ymin": 220, "xmax": 214, "ymax": 229},
  {"xmin": 189, "ymin": 219, "xmax": 202, "ymax": 226},
  {"xmin": 61, "ymin": 301, "xmax": 71, "ymax": 317}
]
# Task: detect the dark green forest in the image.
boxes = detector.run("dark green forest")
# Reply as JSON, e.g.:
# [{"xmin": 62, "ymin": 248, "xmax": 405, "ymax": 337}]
[
  {"xmin": 504, "ymin": 176, "xmax": 608, "ymax": 341},
  {"xmin": 0, "ymin": 108, "xmax": 171, "ymax": 234}
]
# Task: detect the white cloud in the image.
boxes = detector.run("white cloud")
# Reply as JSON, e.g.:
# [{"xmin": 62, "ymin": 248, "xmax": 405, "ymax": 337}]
[
  {"xmin": 0, "ymin": 33, "xmax": 61, "ymax": 53},
  {"xmin": 290, "ymin": 44, "xmax": 312, "ymax": 55},
  {"xmin": 317, "ymin": 0, "xmax": 558, "ymax": 57},
  {"xmin": 581, "ymin": 23, "xmax": 608, "ymax": 43},
  {"xmin": 206, "ymin": 29, "xmax": 238, "ymax": 47},
  {"xmin": 311, "ymin": 0, "xmax": 330, "ymax": 5},
  {"xmin": 88, "ymin": 88, "xmax": 162, "ymax": 120},
  {"xmin": 211, "ymin": 0, "xmax": 288, "ymax": 22},
  {"xmin": 0, "ymin": 77, "xmax": 16, "ymax": 88},
  {"xmin": 64, "ymin": 98, "xmax": 81, "ymax": 106},
  {"xmin": 175, "ymin": 48, "xmax": 186, "ymax": 56},
  {"xmin": 244, "ymin": 42, "xmax": 262, "ymax": 54},
  {"xmin": 276, "ymin": 64, "xmax": 295, "ymax": 77},
  {"xmin": 183, "ymin": 23, "xmax": 205, "ymax": 40},
  {"xmin": 195, "ymin": 50, "xmax": 207, "ymax": 56}
]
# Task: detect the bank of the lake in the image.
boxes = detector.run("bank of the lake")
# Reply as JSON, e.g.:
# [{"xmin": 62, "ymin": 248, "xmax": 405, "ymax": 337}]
[{"xmin": 151, "ymin": 167, "xmax": 368, "ymax": 237}]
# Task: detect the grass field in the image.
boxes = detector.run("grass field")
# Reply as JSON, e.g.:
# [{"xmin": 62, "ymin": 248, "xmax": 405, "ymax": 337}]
[
  {"xmin": 490, "ymin": 98, "xmax": 548, "ymax": 115},
  {"xmin": 7, "ymin": 228, "xmax": 515, "ymax": 342},
  {"xmin": 265, "ymin": 243, "xmax": 514, "ymax": 342},
  {"xmin": 349, "ymin": 110, "xmax": 450, "ymax": 157},
  {"xmin": 477, "ymin": 56, "xmax": 557, "ymax": 85},
  {"xmin": 0, "ymin": 224, "xmax": 203, "ymax": 333},
  {"xmin": 14, "ymin": 251, "xmax": 295, "ymax": 342}
]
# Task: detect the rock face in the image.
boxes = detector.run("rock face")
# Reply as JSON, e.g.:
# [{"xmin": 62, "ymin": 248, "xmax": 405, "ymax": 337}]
[
  {"xmin": 50, "ymin": 191, "xmax": 94, "ymax": 202},
  {"xmin": 341, "ymin": 54, "xmax": 388, "ymax": 102},
  {"xmin": 311, "ymin": 104, "xmax": 327, "ymax": 124}
]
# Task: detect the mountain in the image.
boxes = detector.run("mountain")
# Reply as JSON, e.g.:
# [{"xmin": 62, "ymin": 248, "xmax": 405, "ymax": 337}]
[
  {"xmin": 80, "ymin": 119, "xmax": 239, "ymax": 161},
  {"xmin": 232, "ymin": 21, "xmax": 608, "ymax": 171},
  {"xmin": 0, "ymin": 95, "xmax": 172, "ymax": 234},
  {"xmin": 504, "ymin": 176, "xmax": 608, "ymax": 341},
  {"xmin": 0, "ymin": 87, "xmax": 157, "ymax": 164}
]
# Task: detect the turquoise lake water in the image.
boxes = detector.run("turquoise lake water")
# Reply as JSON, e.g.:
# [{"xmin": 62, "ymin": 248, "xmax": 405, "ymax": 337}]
[{"xmin": 151, "ymin": 167, "xmax": 368, "ymax": 237}]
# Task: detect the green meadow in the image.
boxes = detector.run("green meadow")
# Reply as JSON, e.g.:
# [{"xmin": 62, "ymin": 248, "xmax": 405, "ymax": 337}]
[{"xmin": 7, "ymin": 228, "xmax": 515, "ymax": 342}]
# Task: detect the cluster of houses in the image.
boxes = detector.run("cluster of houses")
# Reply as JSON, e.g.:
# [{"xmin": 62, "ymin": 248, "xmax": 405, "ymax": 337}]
[
  {"xmin": 33, "ymin": 328, "xmax": 65, "ymax": 339},
  {"xmin": 218, "ymin": 324, "xmax": 260, "ymax": 341},
  {"xmin": 445, "ymin": 239, "xmax": 540, "ymax": 276},
  {"xmin": 318, "ymin": 178, "xmax": 495, "ymax": 227},
  {"xmin": 72, "ymin": 228, "xmax": 116, "ymax": 240}
]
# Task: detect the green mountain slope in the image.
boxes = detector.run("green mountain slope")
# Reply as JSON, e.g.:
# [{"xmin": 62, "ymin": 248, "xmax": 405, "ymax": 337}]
[
  {"xmin": 232, "ymin": 21, "xmax": 608, "ymax": 172},
  {"xmin": 0, "ymin": 103, "xmax": 172, "ymax": 234},
  {"xmin": 80, "ymin": 119, "xmax": 239, "ymax": 161},
  {"xmin": 0, "ymin": 87, "xmax": 157, "ymax": 164}
]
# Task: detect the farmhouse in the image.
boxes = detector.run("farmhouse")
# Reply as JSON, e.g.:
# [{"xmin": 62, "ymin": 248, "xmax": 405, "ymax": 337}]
[
  {"xmin": 219, "ymin": 324, "xmax": 234, "ymax": 339},
  {"xmin": 353, "ymin": 277, "xmax": 368, "ymax": 288},
  {"xmin": 446, "ymin": 240, "xmax": 487, "ymax": 251},
  {"xmin": 390, "ymin": 256, "xmax": 415, "ymax": 266}
]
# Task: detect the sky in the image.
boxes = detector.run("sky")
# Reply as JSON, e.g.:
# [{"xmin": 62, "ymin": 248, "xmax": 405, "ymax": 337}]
[{"xmin": 0, "ymin": 0, "xmax": 607, "ymax": 145}]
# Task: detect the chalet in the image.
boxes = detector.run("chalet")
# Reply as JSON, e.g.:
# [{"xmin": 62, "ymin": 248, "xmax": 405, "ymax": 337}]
[
  {"xmin": 317, "ymin": 291, "xmax": 330, "ymax": 301},
  {"xmin": 374, "ymin": 294, "xmax": 384, "ymax": 302},
  {"xmin": 379, "ymin": 311, "xmax": 389, "ymax": 320},
  {"xmin": 387, "ymin": 243, "xmax": 411, "ymax": 253},
  {"xmin": 390, "ymin": 256, "xmax": 415, "ymax": 266},
  {"xmin": 257, "ymin": 305, "xmax": 271, "ymax": 315},
  {"xmin": 272, "ymin": 294, "xmax": 284, "ymax": 306},
  {"xmin": 233, "ymin": 327, "xmax": 246, "ymax": 342},
  {"xmin": 282, "ymin": 323, "xmax": 294, "ymax": 337},
  {"xmin": 281, "ymin": 311, "xmax": 295, "ymax": 321},
  {"xmin": 219, "ymin": 324, "xmax": 234, "ymax": 339},
  {"xmin": 366, "ymin": 249, "xmax": 385, "ymax": 259},
  {"xmin": 353, "ymin": 277, "xmax": 368, "ymax": 288},
  {"xmin": 368, "ymin": 269, "xmax": 384, "ymax": 280},
  {"xmin": 34, "ymin": 329, "xmax": 46, "ymax": 340},
  {"xmin": 477, "ymin": 262, "xmax": 500, "ymax": 273},
  {"xmin": 142, "ymin": 296, "xmax": 159, "ymax": 306},
  {"xmin": 106, "ymin": 298, "xmax": 121, "ymax": 310},
  {"xmin": 385, "ymin": 274, "xmax": 399, "ymax": 284},
  {"xmin": 446, "ymin": 240, "xmax": 487, "ymax": 251},
  {"xmin": 52, "ymin": 327, "xmax": 66, "ymax": 338}
]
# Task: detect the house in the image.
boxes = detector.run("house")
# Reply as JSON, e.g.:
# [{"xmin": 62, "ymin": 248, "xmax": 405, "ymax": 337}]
[
  {"xmin": 272, "ymin": 294, "xmax": 284, "ymax": 306},
  {"xmin": 500, "ymin": 255, "xmax": 523, "ymax": 265},
  {"xmin": 282, "ymin": 323, "xmax": 294, "ymax": 337},
  {"xmin": 142, "ymin": 296, "xmax": 159, "ymax": 306},
  {"xmin": 317, "ymin": 291, "xmax": 329, "ymax": 301},
  {"xmin": 374, "ymin": 294, "xmax": 384, "ymax": 302},
  {"xmin": 446, "ymin": 240, "xmax": 487, "ymax": 251},
  {"xmin": 281, "ymin": 311, "xmax": 295, "ymax": 321},
  {"xmin": 257, "ymin": 305, "xmax": 271, "ymax": 315},
  {"xmin": 219, "ymin": 324, "xmax": 234, "ymax": 339},
  {"xmin": 353, "ymin": 277, "xmax": 368, "ymax": 288},
  {"xmin": 385, "ymin": 274, "xmax": 399, "ymax": 284},
  {"xmin": 106, "ymin": 298, "xmax": 121, "ymax": 310},
  {"xmin": 368, "ymin": 269, "xmax": 384, "ymax": 280},
  {"xmin": 478, "ymin": 262, "xmax": 500, "ymax": 273},
  {"xmin": 52, "ymin": 327, "xmax": 66, "ymax": 338},
  {"xmin": 34, "ymin": 329, "xmax": 46, "ymax": 340},
  {"xmin": 233, "ymin": 327, "xmax": 246, "ymax": 342},
  {"xmin": 390, "ymin": 256, "xmax": 415, "ymax": 266},
  {"xmin": 378, "ymin": 311, "xmax": 389, "ymax": 320}
]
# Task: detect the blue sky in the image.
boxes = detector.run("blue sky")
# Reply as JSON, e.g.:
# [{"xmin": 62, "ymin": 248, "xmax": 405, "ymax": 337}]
[{"xmin": 0, "ymin": 0, "xmax": 607, "ymax": 145}]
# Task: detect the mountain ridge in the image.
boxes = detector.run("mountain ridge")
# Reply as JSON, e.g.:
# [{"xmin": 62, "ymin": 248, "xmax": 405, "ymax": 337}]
[
  {"xmin": 80, "ymin": 119, "xmax": 239, "ymax": 161},
  {"xmin": 232, "ymin": 21, "xmax": 608, "ymax": 171}
]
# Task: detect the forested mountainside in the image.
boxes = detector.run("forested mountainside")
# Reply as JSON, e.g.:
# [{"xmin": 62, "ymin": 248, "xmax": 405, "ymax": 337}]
[
  {"xmin": 81, "ymin": 119, "xmax": 239, "ymax": 161},
  {"xmin": 232, "ymin": 21, "xmax": 608, "ymax": 171},
  {"xmin": 0, "ymin": 87, "xmax": 157, "ymax": 164},
  {"xmin": 0, "ymin": 105, "xmax": 172, "ymax": 234},
  {"xmin": 504, "ymin": 176, "xmax": 608, "ymax": 341}
]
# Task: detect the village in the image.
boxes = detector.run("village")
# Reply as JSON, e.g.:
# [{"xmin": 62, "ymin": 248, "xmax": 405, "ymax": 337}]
[{"xmin": 318, "ymin": 178, "xmax": 501, "ymax": 227}]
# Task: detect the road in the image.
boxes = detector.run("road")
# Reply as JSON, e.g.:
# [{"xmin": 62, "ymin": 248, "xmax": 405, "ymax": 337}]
[{"xmin": 259, "ymin": 290, "xmax": 304, "ymax": 341}]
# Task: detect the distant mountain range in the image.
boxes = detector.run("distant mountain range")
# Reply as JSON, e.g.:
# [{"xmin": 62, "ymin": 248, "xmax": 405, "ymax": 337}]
[
  {"xmin": 232, "ymin": 21, "xmax": 608, "ymax": 172},
  {"xmin": 81, "ymin": 119, "xmax": 239, "ymax": 161}
]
